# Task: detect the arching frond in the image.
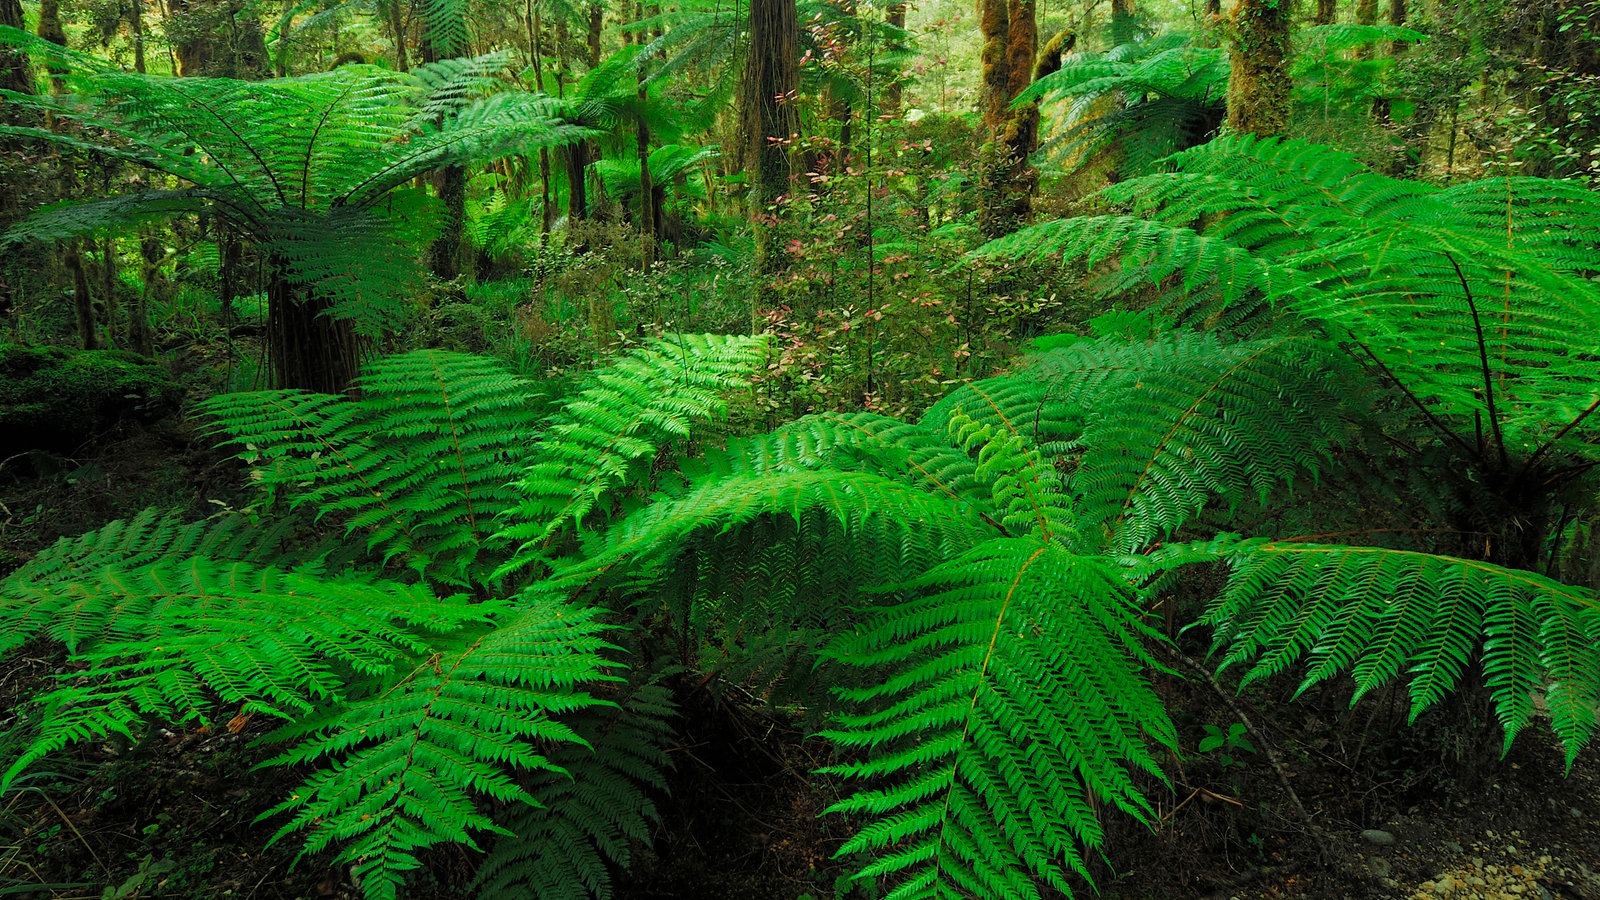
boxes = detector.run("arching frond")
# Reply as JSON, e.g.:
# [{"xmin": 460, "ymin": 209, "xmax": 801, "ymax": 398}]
[
  {"xmin": 1201, "ymin": 538, "xmax": 1600, "ymax": 763},
  {"xmin": 822, "ymin": 538, "xmax": 1175, "ymax": 900}
]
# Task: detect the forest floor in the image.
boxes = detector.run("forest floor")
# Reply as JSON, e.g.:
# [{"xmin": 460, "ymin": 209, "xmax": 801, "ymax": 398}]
[{"xmin": 2, "ymin": 415, "xmax": 1597, "ymax": 900}]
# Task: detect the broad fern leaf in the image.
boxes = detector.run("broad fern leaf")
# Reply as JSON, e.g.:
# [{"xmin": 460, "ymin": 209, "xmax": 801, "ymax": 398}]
[
  {"xmin": 1202, "ymin": 539, "xmax": 1600, "ymax": 763},
  {"xmin": 472, "ymin": 677, "xmax": 675, "ymax": 900},
  {"xmin": 202, "ymin": 350, "xmax": 541, "ymax": 582},
  {"xmin": 822, "ymin": 538, "xmax": 1176, "ymax": 900},
  {"xmin": 501, "ymin": 334, "xmax": 767, "ymax": 561},
  {"xmin": 262, "ymin": 599, "xmax": 617, "ymax": 900}
]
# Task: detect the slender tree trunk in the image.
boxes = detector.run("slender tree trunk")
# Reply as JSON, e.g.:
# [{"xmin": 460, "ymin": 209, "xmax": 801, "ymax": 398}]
[
  {"xmin": 1355, "ymin": 0, "xmax": 1377, "ymax": 59},
  {"xmin": 1226, "ymin": 0, "xmax": 1294, "ymax": 137},
  {"xmin": 0, "ymin": 0, "xmax": 32, "ymax": 107},
  {"xmin": 421, "ymin": 31, "xmax": 466, "ymax": 280},
  {"xmin": 65, "ymin": 243, "xmax": 97, "ymax": 350},
  {"xmin": 637, "ymin": 75, "xmax": 656, "ymax": 268},
  {"xmin": 1389, "ymin": 0, "xmax": 1407, "ymax": 53},
  {"xmin": 132, "ymin": 235, "xmax": 163, "ymax": 356},
  {"xmin": 883, "ymin": 3, "xmax": 907, "ymax": 115},
  {"xmin": 742, "ymin": 0, "xmax": 800, "ymax": 205},
  {"xmin": 388, "ymin": 0, "xmax": 410, "ymax": 71},
  {"xmin": 530, "ymin": 0, "xmax": 554, "ymax": 233},
  {"xmin": 130, "ymin": 0, "xmax": 147, "ymax": 74},
  {"xmin": 38, "ymin": 0, "xmax": 67, "ymax": 93},
  {"xmin": 99, "ymin": 233, "xmax": 118, "ymax": 347}
]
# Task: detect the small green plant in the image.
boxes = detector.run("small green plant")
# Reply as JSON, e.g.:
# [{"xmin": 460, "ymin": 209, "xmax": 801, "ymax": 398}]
[{"xmin": 1198, "ymin": 722, "xmax": 1256, "ymax": 768}]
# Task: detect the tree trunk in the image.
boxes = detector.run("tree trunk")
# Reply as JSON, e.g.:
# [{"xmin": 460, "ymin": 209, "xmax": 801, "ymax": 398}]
[
  {"xmin": 978, "ymin": 0, "xmax": 1010, "ymax": 133},
  {"xmin": 131, "ymin": 0, "xmax": 147, "ymax": 74},
  {"xmin": 267, "ymin": 267, "xmax": 363, "ymax": 393},
  {"xmin": 529, "ymin": 0, "xmax": 554, "ymax": 233},
  {"xmin": 1226, "ymin": 0, "xmax": 1294, "ymax": 137},
  {"xmin": 637, "ymin": 77, "xmax": 656, "ymax": 268},
  {"xmin": 1315, "ymin": 0, "xmax": 1337, "ymax": 25},
  {"xmin": 67, "ymin": 242, "xmax": 98, "ymax": 350},
  {"xmin": 741, "ymin": 0, "xmax": 800, "ymax": 205},
  {"xmin": 421, "ymin": 33, "xmax": 466, "ymax": 280},
  {"xmin": 0, "ymin": 0, "xmax": 32, "ymax": 109},
  {"xmin": 38, "ymin": 0, "xmax": 67, "ymax": 93},
  {"xmin": 388, "ymin": 0, "xmax": 410, "ymax": 71},
  {"xmin": 977, "ymin": 0, "xmax": 1038, "ymax": 237},
  {"xmin": 883, "ymin": 3, "xmax": 907, "ymax": 116},
  {"xmin": 1355, "ymin": 0, "xmax": 1377, "ymax": 59},
  {"xmin": 132, "ymin": 235, "xmax": 164, "ymax": 356},
  {"xmin": 1110, "ymin": 0, "xmax": 1136, "ymax": 41}
]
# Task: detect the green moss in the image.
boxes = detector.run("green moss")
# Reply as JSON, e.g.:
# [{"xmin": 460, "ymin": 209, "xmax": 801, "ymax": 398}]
[{"xmin": 0, "ymin": 344, "xmax": 180, "ymax": 455}]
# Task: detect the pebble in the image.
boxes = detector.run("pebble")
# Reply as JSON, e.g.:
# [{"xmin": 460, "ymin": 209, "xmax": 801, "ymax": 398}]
[
  {"xmin": 1362, "ymin": 828, "xmax": 1398, "ymax": 846},
  {"xmin": 1405, "ymin": 846, "xmax": 1581, "ymax": 900}
]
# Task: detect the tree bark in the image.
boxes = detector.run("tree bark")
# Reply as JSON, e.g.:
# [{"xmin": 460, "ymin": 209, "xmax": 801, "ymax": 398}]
[
  {"xmin": 1226, "ymin": 0, "xmax": 1294, "ymax": 137},
  {"xmin": 388, "ymin": 0, "xmax": 410, "ymax": 71},
  {"xmin": 0, "ymin": 0, "xmax": 32, "ymax": 104},
  {"xmin": 38, "ymin": 0, "xmax": 67, "ymax": 93},
  {"xmin": 421, "ymin": 32, "xmax": 466, "ymax": 280},
  {"xmin": 67, "ymin": 242, "xmax": 98, "ymax": 350},
  {"xmin": 977, "ymin": 0, "xmax": 1038, "ymax": 237},
  {"xmin": 741, "ymin": 0, "xmax": 800, "ymax": 205},
  {"xmin": 883, "ymin": 3, "xmax": 907, "ymax": 116},
  {"xmin": 1315, "ymin": 0, "xmax": 1337, "ymax": 25},
  {"xmin": 267, "ymin": 267, "xmax": 363, "ymax": 393}
]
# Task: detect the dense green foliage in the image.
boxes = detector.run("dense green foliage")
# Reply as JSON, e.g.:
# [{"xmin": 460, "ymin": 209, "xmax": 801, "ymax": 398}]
[{"xmin": 3, "ymin": 0, "xmax": 1600, "ymax": 898}]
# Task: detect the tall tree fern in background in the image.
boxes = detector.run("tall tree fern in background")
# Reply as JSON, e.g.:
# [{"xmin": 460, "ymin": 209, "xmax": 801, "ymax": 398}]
[{"xmin": 0, "ymin": 29, "xmax": 587, "ymax": 391}]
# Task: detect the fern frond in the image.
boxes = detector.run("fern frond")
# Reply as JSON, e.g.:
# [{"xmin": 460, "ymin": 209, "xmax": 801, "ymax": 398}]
[
  {"xmin": 472, "ymin": 677, "xmax": 675, "ymax": 900},
  {"xmin": 822, "ymin": 538, "xmax": 1175, "ymax": 900},
  {"xmin": 1, "ymin": 552, "xmax": 469, "ymax": 790},
  {"xmin": 262, "ymin": 598, "xmax": 617, "ymax": 900},
  {"xmin": 1201, "ymin": 539, "xmax": 1600, "ymax": 763},
  {"xmin": 202, "ymin": 350, "xmax": 541, "ymax": 583},
  {"xmin": 501, "ymin": 334, "xmax": 768, "ymax": 564}
]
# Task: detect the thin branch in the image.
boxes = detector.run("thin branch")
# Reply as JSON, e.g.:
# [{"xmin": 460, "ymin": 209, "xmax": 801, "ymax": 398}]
[
  {"xmin": 1165, "ymin": 646, "xmax": 1332, "ymax": 866},
  {"xmin": 1448, "ymin": 252, "xmax": 1509, "ymax": 471}
]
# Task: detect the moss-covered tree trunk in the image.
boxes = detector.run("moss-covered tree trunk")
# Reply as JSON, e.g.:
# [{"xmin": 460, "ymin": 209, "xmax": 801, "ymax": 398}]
[
  {"xmin": 1226, "ymin": 0, "xmax": 1294, "ymax": 137},
  {"xmin": 977, "ymin": 0, "xmax": 1038, "ymax": 238},
  {"xmin": 883, "ymin": 3, "xmax": 907, "ymax": 115},
  {"xmin": 0, "ymin": 0, "xmax": 26, "ymax": 98},
  {"xmin": 1315, "ymin": 0, "xmax": 1336, "ymax": 24}
]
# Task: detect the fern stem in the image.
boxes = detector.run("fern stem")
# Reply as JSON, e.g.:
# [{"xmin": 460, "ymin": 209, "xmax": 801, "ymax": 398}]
[
  {"xmin": 1353, "ymin": 341, "xmax": 1480, "ymax": 463},
  {"xmin": 1520, "ymin": 395, "xmax": 1600, "ymax": 482},
  {"xmin": 1448, "ymin": 252, "xmax": 1509, "ymax": 471}
]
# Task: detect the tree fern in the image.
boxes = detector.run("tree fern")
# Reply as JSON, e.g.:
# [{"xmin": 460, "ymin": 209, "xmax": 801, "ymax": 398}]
[
  {"xmin": 0, "ymin": 337, "xmax": 773, "ymax": 898},
  {"xmin": 977, "ymin": 136, "xmax": 1600, "ymax": 769},
  {"xmin": 0, "ymin": 29, "xmax": 589, "ymax": 389}
]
